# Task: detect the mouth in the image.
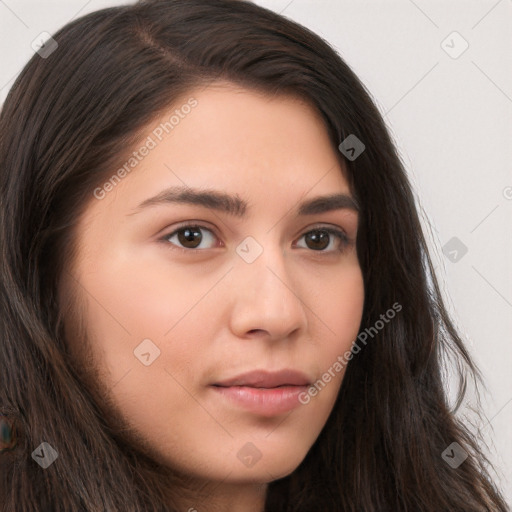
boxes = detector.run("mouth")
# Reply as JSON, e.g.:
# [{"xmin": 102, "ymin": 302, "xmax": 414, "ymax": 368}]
[
  {"xmin": 210, "ymin": 369, "xmax": 311, "ymax": 416},
  {"xmin": 210, "ymin": 384, "xmax": 309, "ymax": 416},
  {"xmin": 212, "ymin": 368, "xmax": 311, "ymax": 388}
]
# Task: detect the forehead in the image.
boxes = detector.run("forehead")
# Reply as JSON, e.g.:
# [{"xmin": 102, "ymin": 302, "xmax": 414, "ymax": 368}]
[{"xmin": 88, "ymin": 82, "xmax": 353, "ymax": 220}]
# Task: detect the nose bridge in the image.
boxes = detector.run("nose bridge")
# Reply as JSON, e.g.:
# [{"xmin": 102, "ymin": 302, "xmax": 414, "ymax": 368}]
[{"xmin": 230, "ymin": 232, "xmax": 307, "ymax": 338}]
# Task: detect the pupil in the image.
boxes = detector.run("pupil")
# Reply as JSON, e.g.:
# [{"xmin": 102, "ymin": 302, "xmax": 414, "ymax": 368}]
[
  {"xmin": 178, "ymin": 227, "xmax": 202, "ymax": 248},
  {"xmin": 307, "ymin": 230, "xmax": 328, "ymax": 250}
]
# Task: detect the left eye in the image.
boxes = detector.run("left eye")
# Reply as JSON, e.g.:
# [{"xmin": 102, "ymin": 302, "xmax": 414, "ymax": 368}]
[
  {"xmin": 161, "ymin": 224, "xmax": 349, "ymax": 253},
  {"xmin": 296, "ymin": 227, "xmax": 349, "ymax": 253}
]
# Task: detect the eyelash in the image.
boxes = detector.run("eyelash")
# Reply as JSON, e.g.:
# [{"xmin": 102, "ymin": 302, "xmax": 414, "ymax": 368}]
[{"xmin": 159, "ymin": 223, "xmax": 351, "ymax": 255}]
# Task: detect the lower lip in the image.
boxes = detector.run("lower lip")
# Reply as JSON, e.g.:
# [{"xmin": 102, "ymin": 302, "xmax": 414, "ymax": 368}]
[{"xmin": 210, "ymin": 385, "xmax": 308, "ymax": 416}]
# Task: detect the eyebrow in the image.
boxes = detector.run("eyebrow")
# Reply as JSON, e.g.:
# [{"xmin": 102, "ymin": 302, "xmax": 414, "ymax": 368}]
[{"xmin": 128, "ymin": 186, "xmax": 359, "ymax": 217}]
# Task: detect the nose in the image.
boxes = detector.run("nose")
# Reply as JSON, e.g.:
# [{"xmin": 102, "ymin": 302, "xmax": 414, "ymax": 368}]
[{"xmin": 228, "ymin": 239, "xmax": 308, "ymax": 341}]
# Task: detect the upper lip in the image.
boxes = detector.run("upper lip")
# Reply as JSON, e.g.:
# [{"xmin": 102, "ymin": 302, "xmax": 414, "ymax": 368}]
[{"xmin": 212, "ymin": 369, "xmax": 311, "ymax": 388}]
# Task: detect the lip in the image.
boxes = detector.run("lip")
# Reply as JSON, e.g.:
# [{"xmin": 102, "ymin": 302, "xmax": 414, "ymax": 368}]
[
  {"xmin": 211, "ymin": 385, "xmax": 309, "ymax": 416},
  {"xmin": 212, "ymin": 369, "xmax": 311, "ymax": 388},
  {"xmin": 211, "ymin": 369, "xmax": 311, "ymax": 416}
]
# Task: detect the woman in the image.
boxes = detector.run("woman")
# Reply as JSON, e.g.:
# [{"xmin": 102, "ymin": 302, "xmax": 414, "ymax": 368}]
[{"xmin": 0, "ymin": 0, "xmax": 508, "ymax": 510}]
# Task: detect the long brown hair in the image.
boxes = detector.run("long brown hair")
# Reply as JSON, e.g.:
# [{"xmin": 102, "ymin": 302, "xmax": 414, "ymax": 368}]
[{"xmin": 0, "ymin": 0, "xmax": 508, "ymax": 510}]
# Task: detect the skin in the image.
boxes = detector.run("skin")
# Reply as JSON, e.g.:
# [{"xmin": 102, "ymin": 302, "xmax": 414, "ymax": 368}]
[{"xmin": 63, "ymin": 82, "xmax": 364, "ymax": 511}]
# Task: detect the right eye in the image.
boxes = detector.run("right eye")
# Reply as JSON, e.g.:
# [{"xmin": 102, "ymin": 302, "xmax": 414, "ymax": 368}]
[{"xmin": 161, "ymin": 224, "xmax": 219, "ymax": 252}]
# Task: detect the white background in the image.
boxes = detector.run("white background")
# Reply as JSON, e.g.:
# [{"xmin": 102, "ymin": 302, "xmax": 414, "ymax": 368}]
[{"xmin": 1, "ymin": 0, "xmax": 510, "ymax": 505}]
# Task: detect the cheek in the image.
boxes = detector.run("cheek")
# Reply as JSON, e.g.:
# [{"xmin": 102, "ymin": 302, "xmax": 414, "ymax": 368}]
[
  {"xmin": 318, "ymin": 265, "xmax": 365, "ymax": 350},
  {"xmin": 77, "ymin": 242, "xmax": 218, "ymax": 339},
  {"xmin": 70, "ymin": 245, "xmax": 217, "ymax": 401},
  {"xmin": 309, "ymin": 266, "xmax": 364, "ymax": 399},
  {"xmin": 75, "ymin": 254, "xmax": 216, "ymax": 448}
]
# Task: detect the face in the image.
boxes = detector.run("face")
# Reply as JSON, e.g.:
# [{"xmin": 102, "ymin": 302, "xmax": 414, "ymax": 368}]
[{"xmin": 63, "ymin": 82, "xmax": 364, "ymax": 487}]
